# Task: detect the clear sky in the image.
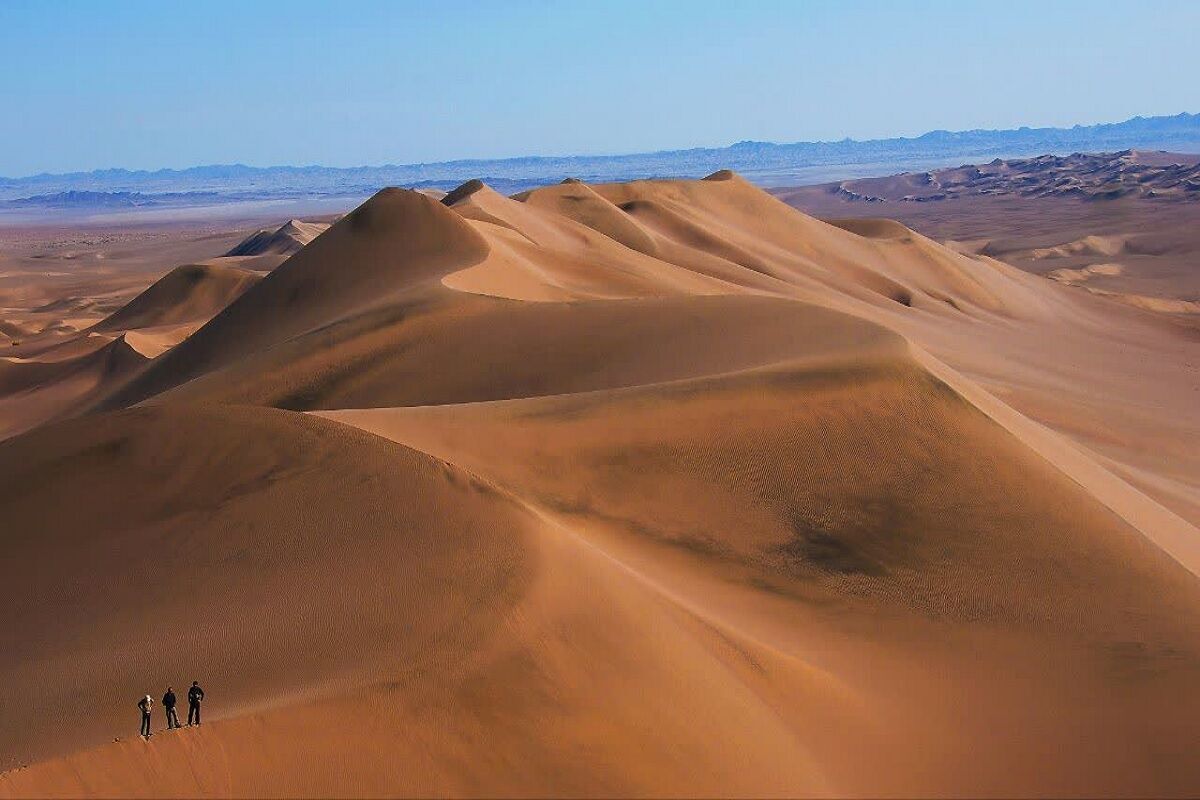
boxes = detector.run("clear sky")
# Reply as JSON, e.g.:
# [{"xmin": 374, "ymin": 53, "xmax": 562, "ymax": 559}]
[{"xmin": 3, "ymin": 0, "xmax": 1198, "ymax": 176}]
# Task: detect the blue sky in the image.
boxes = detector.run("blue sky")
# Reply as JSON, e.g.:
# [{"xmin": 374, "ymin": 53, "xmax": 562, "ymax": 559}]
[{"xmin": 2, "ymin": 0, "xmax": 1198, "ymax": 176}]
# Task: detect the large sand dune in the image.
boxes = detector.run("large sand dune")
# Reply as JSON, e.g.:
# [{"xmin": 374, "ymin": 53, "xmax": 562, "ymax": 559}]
[
  {"xmin": 93, "ymin": 262, "xmax": 262, "ymax": 332},
  {"xmin": 2, "ymin": 173, "xmax": 1199, "ymax": 797}
]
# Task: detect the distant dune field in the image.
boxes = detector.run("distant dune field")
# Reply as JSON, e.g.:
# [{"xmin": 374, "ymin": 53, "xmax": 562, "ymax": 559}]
[{"xmin": 1, "ymin": 172, "xmax": 1199, "ymax": 797}]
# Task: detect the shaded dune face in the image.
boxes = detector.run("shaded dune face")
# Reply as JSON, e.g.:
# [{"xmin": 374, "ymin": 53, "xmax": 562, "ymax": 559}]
[
  {"xmin": 92, "ymin": 263, "xmax": 262, "ymax": 332},
  {"xmin": 3, "ymin": 175, "xmax": 1200, "ymax": 797},
  {"xmin": 223, "ymin": 219, "xmax": 329, "ymax": 257},
  {"xmin": 325, "ymin": 363, "xmax": 1187, "ymax": 623},
  {"xmin": 0, "ymin": 405, "xmax": 538, "ymax": 787},
  {"xmin": 154, "ymin": 293, "xmax": 905, "ymax": 411},
  {"xmin": 98, "ymin": 188, "xmax": 491, "ymax": 410},
  {"xmin": 0, "ymin": 334, "xmax": 147, "ymax": 440}
]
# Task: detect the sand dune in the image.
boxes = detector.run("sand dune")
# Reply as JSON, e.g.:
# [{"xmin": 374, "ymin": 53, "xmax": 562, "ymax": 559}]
[
  {"xmin": 98, "ymin": 188, "xmax": 490, "ymax": 410},
  {"xmin": 0, "ymin": 259, "xmax": 262, "ymax": 437},
  {"xmin": 791, "ymin": 150, "xmax": 1200, "ymax": 204},
  {"xmin": 0, "ymin": 319, "xmax": 38, "ymax": 341},
  {"xmin": 2, "ymin": 173, "xmax": 1200, "ymax": 797},
  {"xmin": 223, "ymin": 219, "xmax": 329, "ymax": 257},
  {"xmin": 778, "ymin": 155, "xmax": 1200, "ymax": 312},
  {"xmin": 1027, "ymin": 234, "xmax": 1127, "ymax": 260},
  {"xmin": 154, "ymin": 293, "xmax": 902, "ymax": 412},
  {"xmin": 93, "ymin": 262, "xmax": 261, "ymax": 332},
  {"xmin": 0, "ymin": 333, "xmax": 146, "ymax": 439}
]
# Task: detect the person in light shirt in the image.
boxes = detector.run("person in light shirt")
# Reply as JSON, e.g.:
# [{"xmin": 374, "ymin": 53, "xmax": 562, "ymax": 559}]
[{"xmin": 137, "ymin": 694, "xmax": 153, "ymax": 739}]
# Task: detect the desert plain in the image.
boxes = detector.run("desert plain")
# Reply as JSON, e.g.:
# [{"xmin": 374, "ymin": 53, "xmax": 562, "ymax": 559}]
[{"xmin": 0, "ymin": 161, "xmax": 1198, "ymax": 797}]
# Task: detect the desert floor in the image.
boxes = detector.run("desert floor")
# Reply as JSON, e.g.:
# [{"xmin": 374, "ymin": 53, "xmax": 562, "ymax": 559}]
[{"xmin": 1, "ymin": 174, "xmax": 1198, "ymax": 797}]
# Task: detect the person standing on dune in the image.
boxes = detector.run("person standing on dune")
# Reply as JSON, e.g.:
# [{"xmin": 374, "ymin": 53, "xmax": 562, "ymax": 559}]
[
  {"xmin": 187, "ymin": 681, "xmax": 205, "ymax": 726},
  {"xmin": 163, "ymin": 687, "xmax": 180, "ymax": 729},
  {"xmin": 137, "ymin": 694, "xmax": 153, "ymax": 739}
]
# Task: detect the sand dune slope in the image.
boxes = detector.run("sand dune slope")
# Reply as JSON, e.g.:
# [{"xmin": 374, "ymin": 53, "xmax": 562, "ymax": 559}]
[
  {"xmin": 591, "ymin": 172, "xmax": 1061, "ymax": 317},
  {"xmin": 320, "ymin": 357, "xmax": 1200, "ymax": 796},
  {"xmin": 0, "ymin": 334, "xmax": 147, "ymax": 439},
  {"xmin": 93, "ymin": 263, "xmax": 262, "ymax": 332},
  {"xmin": 0, "ymin": 256, "xmax": 266, "ymax": 438},
  {"xmin": 224, "ymin": 219, "xmax": 330, "ymax": 257},
  {"xmin": 0, "ymin": 405, "xmax": 841, "ymax": 797},
  {"xmin": 3, "ymin": 175, "xmax": 1200, "ymax": 797},
  {"xmin": 441, "ymin": 172, "xmax": 1062, "ymax": 321},
  {"xmin": 0, "ymin": 405, "xmax": 536, "ymax": 787},
  {"xmin": 8, "ymin": 372, "xmax": 1199, "ymax": 796},
  {"xmin": 100, "ymin": 188, "xmax": 489, "ymax": 409},
  {"xmin": 445, "ymin": 180, "xmax": 732, "ymax": 300},
  {"xmin": 150, "ymin": 291, "xmax": 901, "ymax": 411}
]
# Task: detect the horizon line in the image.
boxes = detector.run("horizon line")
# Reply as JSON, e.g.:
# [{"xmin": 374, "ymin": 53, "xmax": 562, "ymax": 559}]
[{"xmin": 4, "ymin": 110, "xmax": 1196, "ymax": 183}]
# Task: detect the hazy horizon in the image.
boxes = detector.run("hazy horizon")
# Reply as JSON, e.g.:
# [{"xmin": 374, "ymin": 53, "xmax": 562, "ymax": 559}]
[
  {"xmin": 2, "ymin": 110, "xmax": 1197, "ymax": 181},
  {"xmin": 4, "ymin": 0, "xmax": 1200, "ymax": 176}
]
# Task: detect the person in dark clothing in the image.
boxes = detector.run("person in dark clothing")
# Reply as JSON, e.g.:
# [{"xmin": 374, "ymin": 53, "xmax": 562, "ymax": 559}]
[
  {"xmin": 137, "ymin": 694, "xmax": 153, "ymax": 739},
  {"xmin": 163, "ymin": 687, "xmax": 180, "ymax": 729},
  {"xmin": 187, "ymin": 681, "xmax": 205, "ymax": 726}
]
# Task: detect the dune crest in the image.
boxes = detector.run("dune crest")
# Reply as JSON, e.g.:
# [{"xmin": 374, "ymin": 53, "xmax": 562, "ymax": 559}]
[
  {"xmin": 224, "ymin": 219, "xmax": 329, "ymax": 257},
  {"xmin": 93, "ymin": 262, "xmax": 262, "ymax": 332}
]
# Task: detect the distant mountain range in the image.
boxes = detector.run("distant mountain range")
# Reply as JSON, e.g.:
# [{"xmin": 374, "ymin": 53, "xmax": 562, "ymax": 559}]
[
  {"xmin": 7, "ymin": 190, "xmax": 221, "ymax": 208},
  {"xmin": 791, "ymin": 149, "xmax": 1200, "ymax": 204},
  {"xmin": 4, "ymin": 112, "xmax": 1200, "ymax": 208}
]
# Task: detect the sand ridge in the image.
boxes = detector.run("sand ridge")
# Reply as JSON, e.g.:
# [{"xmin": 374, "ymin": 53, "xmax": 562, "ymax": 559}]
[
  {"xmin": 223, "ymin": 219, "xmax": 330, "ymax": 257},
  {"xmin": 92, "ymin": 262, "xmax": 262, "ymax": 332}
]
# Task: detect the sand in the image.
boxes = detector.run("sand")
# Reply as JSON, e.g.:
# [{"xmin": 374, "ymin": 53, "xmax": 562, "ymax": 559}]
[
  {"xmin": 1, "ymin": 173, "xmax": 1199, "ymax": 797},
  {"xmin": 223, "ymin": 219, "xmax": 330, "ymax": 257}
]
